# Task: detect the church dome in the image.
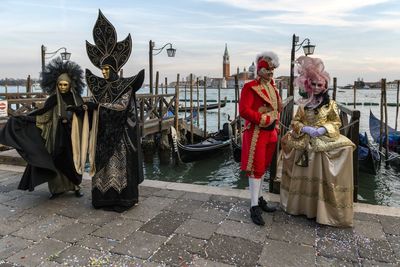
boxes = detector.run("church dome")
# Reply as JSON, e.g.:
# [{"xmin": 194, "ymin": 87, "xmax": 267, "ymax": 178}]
[{"xmin": 249, "ymin": 62, "xmax": 255, "ymax": 72}]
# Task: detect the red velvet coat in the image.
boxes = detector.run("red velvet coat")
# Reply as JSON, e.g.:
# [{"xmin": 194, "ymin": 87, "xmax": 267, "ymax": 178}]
[{"xmin": 239, "ymin": 78, "xmax": 282, "ymax": 178}]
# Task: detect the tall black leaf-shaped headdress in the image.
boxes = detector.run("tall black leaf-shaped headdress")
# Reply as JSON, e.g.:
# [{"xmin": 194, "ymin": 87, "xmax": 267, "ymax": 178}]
[{"xmin": 86, "ymin": 10, "xmax": 132, "ymax": 72}]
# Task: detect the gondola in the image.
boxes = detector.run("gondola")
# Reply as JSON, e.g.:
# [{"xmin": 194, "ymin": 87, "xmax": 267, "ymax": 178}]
[
  {"xmin": 178, "ymin": 97, "xmax": 227, "ymax": 112},
  {"xmin": 358, "ymin": 132, "xmax": 380, "ymax": 175},
  {"xmin": 369, "ymin": 110, "xmax": 400, "ymax": 153},
  {"xmin": 231, "ymin": 138, "xmax": 241, "ymax": 163},
  {"xmin": 170, "ymin": 125, "xmax": 231, "ymax": 163},
  {"xmin": 369, "ymin": 110, "xmax": 400, "ymax": 169}
]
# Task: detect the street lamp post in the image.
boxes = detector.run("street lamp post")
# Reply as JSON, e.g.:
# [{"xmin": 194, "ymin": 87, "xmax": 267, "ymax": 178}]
[
  {"xmin": 289, "ymin": 34, "xmax": 316, "ymax": 97},
  {"xmin": 149, "ymin": 40, "xmax": 176, "ymax": 94},
  {"xmin": 41, "ymin": 45, "xmax": 71, "ymax": 73}
]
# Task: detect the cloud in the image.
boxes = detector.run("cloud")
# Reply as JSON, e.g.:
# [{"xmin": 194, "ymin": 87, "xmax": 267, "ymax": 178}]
[{"xmin": 204, "ymin": 0, "xmax": 394, "ymax": 29}]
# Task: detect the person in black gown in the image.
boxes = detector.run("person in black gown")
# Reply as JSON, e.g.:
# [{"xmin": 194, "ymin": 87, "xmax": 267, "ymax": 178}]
[
  {"xmin": 0, "ymin": 58, "xmax": 85, "ymax": 199},
  {"xmin": 80, "ymin": 10, "xmax": 144, "ymax": 212}
]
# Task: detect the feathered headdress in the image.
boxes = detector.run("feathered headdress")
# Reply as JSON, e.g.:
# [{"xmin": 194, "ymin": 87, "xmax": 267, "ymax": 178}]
[
  {"xmin": 255, "ymin": 51, "xmax": 280, "ymax": 73},
  {"xmin": 40, "ymin": 57, "xmax": 85, "ymax": 95},
  {"xmin": 295, "ymin": 56, "xmax": 330, "ymax": 108}
]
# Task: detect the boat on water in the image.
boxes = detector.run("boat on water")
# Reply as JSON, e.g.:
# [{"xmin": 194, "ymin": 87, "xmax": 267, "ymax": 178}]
[
  {"xmin": 170, "ymin": 124, "xmax": 231, "ymax": 163},
  {"xmin": 369, "ymin": 110, "xmax": 400, "ymax": 153},
  {"xmin": 178, "ymin": 97, "xmax": 227, "ymax": 112},
  {"xmin": 369, "ymin": 110, "xmax": 400, "ymax": 169},
  {"xmin": 358, "ymin": 132, "xmax": 380, "ymax": 175}
]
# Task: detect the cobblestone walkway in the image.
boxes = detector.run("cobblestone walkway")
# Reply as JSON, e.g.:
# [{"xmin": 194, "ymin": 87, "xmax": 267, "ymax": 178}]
[{"xmin": 0, "ymin": 167, "xmax": 399, "ymax": 266}]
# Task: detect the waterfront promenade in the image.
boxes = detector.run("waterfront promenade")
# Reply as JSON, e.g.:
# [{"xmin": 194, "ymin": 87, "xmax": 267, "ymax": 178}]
[{"xmin": 0, "ymin": 164, "xmax": 399, "ymax": 266}]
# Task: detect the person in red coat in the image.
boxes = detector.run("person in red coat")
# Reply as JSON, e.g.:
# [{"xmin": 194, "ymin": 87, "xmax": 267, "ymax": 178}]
[{"xmin": 239, "ymin": 51, "xmax": 282, "ymax": 226}]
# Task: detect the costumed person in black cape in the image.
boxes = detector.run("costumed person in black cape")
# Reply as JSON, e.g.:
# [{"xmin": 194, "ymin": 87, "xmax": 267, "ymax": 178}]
[
  {"xmin": 0, "ymin": 58, "xmax": 85, "ymax": 199},
  {"xmin": 75, "ymin": 10, "xmax": 144, "ymax": 212}
]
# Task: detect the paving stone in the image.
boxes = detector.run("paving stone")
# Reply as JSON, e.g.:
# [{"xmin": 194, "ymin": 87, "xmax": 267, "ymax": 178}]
[
  {"xmin": 191, "ymin": 256, "xmax": 235, "ymax": 267},
  {"xmin": 360, "ymin": 258, "xmax": 399, "ymax": 266},
  {"xmin": 139, "ymin": 211, "xmax": 188, "ymax": 237},
  {"xmin": 25, "ymin": 201, "xmax": 69, "ymax": 217},
  {"xmin": 202, "ymin": 200, "xmax": 235, "ymax": 212},
  {"xmin": 316, "ymin": 227, "xmax": 358, "ymax": 262},
  {"xmin": 166, "ymin": 198, "xmax": 204, "ymax": 214},
  {"xmin": 0, "ymin": 236, "xmax": 33, "ymax": 259},
  {"xmin": 205, "ymin": 233, "xmax": 263, "ymax": 267},
  {"xmin": 380, "ymin": 215, "xmax": 400, "ymax": 236},
  {"xmin": 167, "ymin": 234, "xmax": 207, "ymax": 255},
  {"xmin": 106, "ymin": 255, "xmax": 160, "ymax": 267},
  {"xmin": 192, "ymin": 206, "xmax": 228, "ymax": 224},
  {"xmin": 0, "ymin": 203, "xmax": 22, "ymax": 219},
  {"xmin": 175, "ymin": 219, "xmax": 218, "ymax": 240},
  {"xmin": 150, "ymin": 242, "xmax": 193, "ymax": 266},
  {"xmin": 92, "ymin": 218, "xmax": 143, "ymax": 241},
  {"xmin": 216, "ymin": 219, "xmax": 269, "ymax": 243},
  {"xmin": 77, "ymin": 235, "xmax": 118, "ymax": 252},
  {"xmin": 181, "ymin": 191, "xmax": 211, "ymax": 202},
  {"xmin": 386, "ymin": 234, "xmax": 400, "ymax": 260},
  {"xmin": 13, "ymin": 214, "xmax": 74, "ymax": 241},
  {"xmin": 139, "ymin": 186, "xmax": 161, "ymax": 197},
  {"xmin": 269, "ymin": 220, "xmax": 316, "ymax": 246},
  {"xmin": 0, "ymin": 192, "xmax": 18, "ymax": 203},
  {"xmin": 3, "ymin": 194, "xmax": 46, "ymax": 209},
  {"xmin": 273, "ymin": 210, "xmax": 293, "ymax": 223},
  {"xmin": 0, "ymin": 212, "xmax": 38, "ymax": 235},
  {"xmin": 152, "ymin": 189, "xmax": 186, "ymax": 199},
  {"xmin": 315, "ymin": 256, "xmax": 356, "ymax": 267},
  {"xmin": 227, "ymin": 204, "xmax": 253, "ymax": 224},
  {"xmin": 6, "ymin": 238, "xmax": 68, "ymax": 267},
  {"xmin": 354, "ymin": 220, "xmax": 386, "ymax": 240},
  {"xmin": 0, "ymin": 180, "xmax": 20, "ymax": 192},
  {"xmin": 0, "ymin": 263, "xmax": 18, "ymax": 267},
  {"xmin": 358, "ymin": 238, "xmax": 397, "ymax": 263},
  {"xmin": 54, "ymin": 245, "xmax": 104, "ymax": 266},
  {"xmin": 123, "ymin": 203, "xmax": 164, "ymax": 222},
  {"xmin": 259, "ymin": 239, "xmax": 314, "ymax": 267},
  {"xmin": 354, "ymin": 212, "xmax": 380, "ymax": 222},
  {"xmin": 111, "ymin": 231, "xmax": 167, "ymax": 259},
  {"xmin": 209, "ymin": 194, "xmax": 240, "ymax": 203},
  {"xmin": 50, "ymin": 222, "xmax": 99, "ymax": 243},
  {"xmin": 76, "ymin": 208, "xmax": 121, "ymax": 226}
]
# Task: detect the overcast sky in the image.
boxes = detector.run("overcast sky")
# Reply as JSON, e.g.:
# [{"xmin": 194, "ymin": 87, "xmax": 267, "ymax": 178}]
[{"xmin": 1, "ymin": 0, "xmax": 399, "ymax": 86}]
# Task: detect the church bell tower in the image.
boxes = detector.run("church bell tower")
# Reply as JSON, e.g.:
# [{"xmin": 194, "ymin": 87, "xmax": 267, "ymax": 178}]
[{"xmin": 223, "ymin": 44, "xmax": 230, "ymax": 79}]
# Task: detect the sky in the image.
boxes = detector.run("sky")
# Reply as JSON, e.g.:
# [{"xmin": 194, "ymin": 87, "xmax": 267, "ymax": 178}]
[{"xmin": 1, "ymin": 0, "xmax": 400, "ymax": 86}]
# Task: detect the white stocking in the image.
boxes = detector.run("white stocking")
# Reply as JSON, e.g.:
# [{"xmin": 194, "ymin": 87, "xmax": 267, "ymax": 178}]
[
  {"xmin": 259, "ymin": 176, "xmax": 264, "ymax": 198},
  {"xmin": 249, "ymin": 177, "xmax": 261, "ymax": 207}
]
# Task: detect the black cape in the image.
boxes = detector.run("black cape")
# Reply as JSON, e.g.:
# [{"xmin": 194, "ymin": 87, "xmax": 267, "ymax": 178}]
[{"xmin": 0, "ymin": 94, "xmax": 82, "ymax": 191}]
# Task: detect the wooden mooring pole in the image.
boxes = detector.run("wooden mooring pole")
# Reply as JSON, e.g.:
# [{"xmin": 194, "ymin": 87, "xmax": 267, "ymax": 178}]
[
  {"xmin": 353, "ymin": 81, "xmax": 356, "ymax": 109},
  {"xmin": 174, "ymin": 74, "xmax": 180, "ymax": 133},
  {"xmin": 196, "ymin": 77, "xmax": 200, "ymax": 127},
  {"xmin": 383, "ymin": 79, "xmax": 389, "ymax": 166},
  {"xmin": 190, "ymin": 74, "xmax": 194, "ymax": 144},
  {"xmin": 217, "ymin": 82, "xmax": 221, "ymax": 131},
  {"xmin": 203, "ymin": 76, "xmax": 207, "ymax": 138},
  {"xmin": 395, "ymin": 80, "xmax": 399, "ymax": 131},
  {"xmin": 332, "ymin": 77, "xmax": 337, "ymax": 101}
]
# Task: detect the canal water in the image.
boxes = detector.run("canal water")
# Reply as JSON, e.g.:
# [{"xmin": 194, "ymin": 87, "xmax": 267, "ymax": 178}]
[
  {"xmin": 2, "ymin": 86, "xmax": 400, "ymax": 207},
  {"xmin": 141, "ymin": 87, "xmax": 400, "ymax": 207}
]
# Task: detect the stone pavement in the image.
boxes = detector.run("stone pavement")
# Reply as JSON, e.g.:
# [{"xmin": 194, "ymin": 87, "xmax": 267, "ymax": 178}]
[{"xmin": 0, "ymin": 165, "xmax": 400, "ymax": 266}]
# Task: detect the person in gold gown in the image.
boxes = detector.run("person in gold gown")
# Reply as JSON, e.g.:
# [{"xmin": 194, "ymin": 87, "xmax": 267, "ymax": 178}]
[{"xmin": 280, "ymin": 56, "xmax": 355, "ymax": 227}]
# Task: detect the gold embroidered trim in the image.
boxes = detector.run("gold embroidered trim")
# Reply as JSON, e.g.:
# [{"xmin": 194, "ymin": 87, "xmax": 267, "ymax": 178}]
[
  {"xmin": 280, "ymin": 184, "xmax": 353, "ymax": 209},
  {"xmin": 260, "ymin": 113, "xmax": 268, "ymax": 127},
  {"xmin": 246, "ymin": 126, "xmax": 260, "ymax": 172}
]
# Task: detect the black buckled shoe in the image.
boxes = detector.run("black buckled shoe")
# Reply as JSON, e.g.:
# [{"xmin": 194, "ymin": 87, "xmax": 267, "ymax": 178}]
[
  {"xmin": 74, "ymin": 190, "xmax": 84, "ymax": 198},
  {"xmin": 250, "ymin": 206, "xmax": 265, "ymax": 226},
  {"xmin": 258, "ymin": 197, "xmax": 276, "ymax": 213}
]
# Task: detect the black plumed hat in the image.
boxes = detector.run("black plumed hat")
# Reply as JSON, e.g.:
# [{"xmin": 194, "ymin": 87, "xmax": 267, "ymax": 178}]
[{"xmin": 40, "ymin": 57, "xmax": 85, "ymax": 95}]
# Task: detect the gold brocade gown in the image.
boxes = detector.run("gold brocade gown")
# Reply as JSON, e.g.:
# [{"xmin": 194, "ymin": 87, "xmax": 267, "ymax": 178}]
[{"xmin": 280, "ymin": 100, "xmax": 355, "ymax": 227}]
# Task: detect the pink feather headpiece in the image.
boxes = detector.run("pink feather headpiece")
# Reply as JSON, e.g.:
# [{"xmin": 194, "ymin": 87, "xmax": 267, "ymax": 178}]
[{"xmin": 295, "ymin": 56, "xmax": 330, "ymax": 95}]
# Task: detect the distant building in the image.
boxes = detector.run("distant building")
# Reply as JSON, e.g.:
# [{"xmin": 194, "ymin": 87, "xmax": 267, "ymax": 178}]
[{"xmin": 223, "ymin": 44, "xmax": 230, "ymax": 79}]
